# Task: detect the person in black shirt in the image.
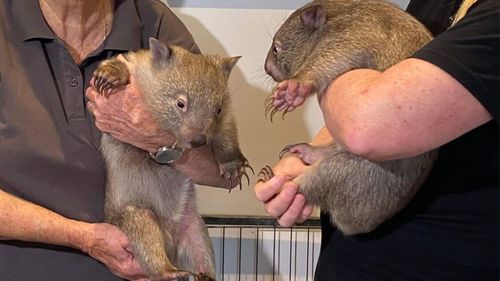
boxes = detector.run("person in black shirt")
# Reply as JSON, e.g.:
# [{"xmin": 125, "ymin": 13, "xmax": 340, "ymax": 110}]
[{"xmin": 254, "ymin": 0, "xmax": 499, "ymax": 280}]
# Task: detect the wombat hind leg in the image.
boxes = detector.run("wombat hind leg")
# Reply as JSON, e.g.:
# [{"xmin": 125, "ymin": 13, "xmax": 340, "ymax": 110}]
[
  {"xmin": 92, "ymin": 57, "xmax": 129, "ymax": 98},
  {"xmin": 173, "ymin": 207, "xmax": 216, "ymax": 280},
  {"xmin": 113, "ymin": 205, "xmax": 179, "ymax": 280},
  {"xmin": 280, "ymin": 142, "xmax": 325, "ymax": 165}
]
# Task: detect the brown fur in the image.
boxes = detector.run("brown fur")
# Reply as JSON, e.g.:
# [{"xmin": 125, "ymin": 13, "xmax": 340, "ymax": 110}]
[
  {"xmin": 263, "ymin": 0, "xmax": 438, "ymax": 235},
  {"xmin": 93, "ymin": 38, "xmax": 250, "ymax": 280}
]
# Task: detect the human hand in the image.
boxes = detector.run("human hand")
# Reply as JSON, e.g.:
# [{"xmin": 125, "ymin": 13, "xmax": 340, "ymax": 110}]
[
  {"xmin": 265, "ymin": 79, "xmax": 314, "ymax": 121},
  {"xmin": 254, "ymin": 156, "xmax": 314, "ymax": 227},
  {"xmin": 81, "ymin": 223, "xmax": 150, "ymax": 281},
  {"xmin": 85, "ymin": 55, "xmax": 174, "ymax": 152}
]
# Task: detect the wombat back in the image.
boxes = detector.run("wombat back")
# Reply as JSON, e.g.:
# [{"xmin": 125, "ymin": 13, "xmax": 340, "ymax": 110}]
[{"xmin": 266, "ymin": 0, "xmax": 433, "ymax": 93}]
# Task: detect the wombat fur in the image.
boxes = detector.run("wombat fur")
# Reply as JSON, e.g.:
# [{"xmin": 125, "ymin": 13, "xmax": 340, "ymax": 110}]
[
  {"xmin": 261, "ymin": 0, "xmax": 438, "ymax": 235},
  {"xmin": 92, "ymin": 38, "xmax": 250, "ymax": 280}
]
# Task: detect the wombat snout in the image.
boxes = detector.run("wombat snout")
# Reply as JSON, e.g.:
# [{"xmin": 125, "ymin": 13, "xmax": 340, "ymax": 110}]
[{"xmin": 189, "ymin": 134, "xmax": 207, "ymax": 148}]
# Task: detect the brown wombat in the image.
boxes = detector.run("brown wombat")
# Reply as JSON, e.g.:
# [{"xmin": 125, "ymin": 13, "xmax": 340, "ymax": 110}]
[
  {"xmin": 259, "ymin": 0, "xmax": 438, "ymax": 235},
  {"xmin": 92, "ymin": 38, "xmax": 251, "ymax": 281}
]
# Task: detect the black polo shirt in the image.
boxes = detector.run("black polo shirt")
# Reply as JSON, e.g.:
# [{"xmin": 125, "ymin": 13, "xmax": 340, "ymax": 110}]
[
  {"xmin": 0, "ymin": 0, "xmax": 197, "ymax": 280},
  {"xmin": 315, "ymin": 1, "xmax": 499, "ymax": 280}
]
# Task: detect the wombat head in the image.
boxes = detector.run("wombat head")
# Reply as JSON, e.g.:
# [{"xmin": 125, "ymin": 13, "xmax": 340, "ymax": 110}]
[
  {"xmin": 140, "ymin": 38, "xmax": 240, "ymax": 149},
  {"xmin": 265, "ymin": 2, "xmax": 327, "ymax": 81}
]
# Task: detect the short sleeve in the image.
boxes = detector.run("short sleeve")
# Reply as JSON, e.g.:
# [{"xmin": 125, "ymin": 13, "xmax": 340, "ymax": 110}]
[{"xmin": 411, "ymin": 0, "xmax": 499, "ymax": 121}]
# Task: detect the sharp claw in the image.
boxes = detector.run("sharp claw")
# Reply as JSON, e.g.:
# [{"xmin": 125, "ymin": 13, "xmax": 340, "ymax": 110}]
[
  {"xmin": 257, "ymin": 165, "xmax": 275, "ymax": 183},
  {"xmin": 281, "ymin": 105, "xmax": 290, "ymax": 120},
  {"xmin": 265, "ymin": 96, "xmax": 275, "ymax": 120},
  {"xmin": 279, "ymin": 144, "xmax": 293, "ymax": 159},
  {"xmin": 244, "ymin": 163, "xmax": 255, "ymax": 175},
  {"xmin": 270, "ymin": 107, "xmax": 279, "ymax": 122},
  {"xmin": 242, "ymin": 169, "xmax": 250, "ymax": 185}
]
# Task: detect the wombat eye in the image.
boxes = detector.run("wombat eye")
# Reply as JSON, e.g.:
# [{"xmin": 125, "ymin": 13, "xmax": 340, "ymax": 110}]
[
  {"xmin": 177, "ymin": 101, "xmax": 185, "ymax": 109},
  {"xmin": 217, "ymin": 108, "xmax": 222, "ymax": 115},
  {"xmin": 272, "ymin": 43, "xmax": 282, "ymax": 55}
]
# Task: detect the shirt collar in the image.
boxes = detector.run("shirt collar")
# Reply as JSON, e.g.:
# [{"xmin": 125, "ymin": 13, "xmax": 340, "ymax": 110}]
[
  {"xmin": 13, "ymin": 0, "xmax": 143, "ymax": 53},
  {"xmin": 13, "ymin": 0, "xmax": 56, "ymax": 41},
  {"xmin": 103, "ymin": 0, "xmax": 143, "ymax": 52}
]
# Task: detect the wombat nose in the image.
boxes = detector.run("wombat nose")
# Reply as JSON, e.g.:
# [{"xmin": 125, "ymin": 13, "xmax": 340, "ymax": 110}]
[
  {"xmin": 264, "ymin": 61, "xmax": 272, "ymax": 76},
  {"xmin": 189, "ymin": 134, "xmax": 207, "ymax": 148}
]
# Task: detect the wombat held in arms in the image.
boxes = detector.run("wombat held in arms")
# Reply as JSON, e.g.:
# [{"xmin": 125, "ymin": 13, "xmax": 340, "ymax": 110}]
[
  {"xmin": 259, "ymin": 0, "xmax": 438, "ymax": 235},
  {"xmin": 91, "ymin": 38, "xmax": 251, "ymax": 281}
]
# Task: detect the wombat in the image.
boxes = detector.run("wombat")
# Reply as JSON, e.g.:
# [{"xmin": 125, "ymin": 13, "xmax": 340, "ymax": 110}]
[
  {"xmin": 259, "ymin": 0, "xmax": 438, "ymax": 235},
  {"xmin": 92, "ymin": 38, "xmax": 251, "ymax": 280}
]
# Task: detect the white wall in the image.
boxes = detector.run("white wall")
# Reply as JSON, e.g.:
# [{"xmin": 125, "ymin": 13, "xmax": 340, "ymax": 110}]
[{"xmin": 165, "ymin": 0, "xmax": 410, "ymax": 217}]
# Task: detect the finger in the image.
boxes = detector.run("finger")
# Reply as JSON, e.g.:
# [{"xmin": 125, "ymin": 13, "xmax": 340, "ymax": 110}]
[
  {"xmin": 87, "ymin": 101, "xmax": 96, "ymax": 115},
  {"xmin": 264, "ymin": 183, "xmax": 298, "ymax": 218},
  {"xmin": 292, "ymin": 96, "xmax": 305, "ymax": 107},
  {"xmin": 85, "ymin": 85, "xmax": 98, "ymax": 102},
  {"xmin": 297, "ymin": 203, "xmax": 314, "ymax": 223},
  {"xmin": 285, "ymin": 80, "xmax": 298, "ymax": 103},
  {"xmin": 276, "ymin": 80, "xmax": 290, "ymax": 91},
  {"xmin": 277, "ymin": 192, "xmax": 306, "ymax": 227},
  {"xmin": 254, "ymin": 175, "xmax": 287, "ymax": 202}
]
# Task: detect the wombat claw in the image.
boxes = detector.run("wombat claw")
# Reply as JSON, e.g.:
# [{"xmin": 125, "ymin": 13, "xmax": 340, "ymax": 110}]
[
  {"xmin": 279, "ymin": 144, "xmax": 297, "ymax": 159},
  {"xmin": 92, "ymin": 59, "xmax": 130, "ymax": 98},
  {"xmin": 265, "ymin": 91, "xmax": 291, "ymax": 122},
  {"xmin": 257, "ymin": 165, "xmax": 275, "ymax": 183},
  {"xmin": 226, "ymin": 160, "xmax": 254, "ymax": 193}
]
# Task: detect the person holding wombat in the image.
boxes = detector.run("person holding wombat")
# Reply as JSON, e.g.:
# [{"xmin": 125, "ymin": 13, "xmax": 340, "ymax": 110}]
[
  {"xmin": 0, "ymin": 0, "xmax": 240, "ymax": 280},
  {"xmin": 254, "ymin": 0, "xmax": 498, "ymax": 280}
]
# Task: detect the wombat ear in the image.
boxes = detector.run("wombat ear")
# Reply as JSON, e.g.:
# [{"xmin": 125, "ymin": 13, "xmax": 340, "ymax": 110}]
[
  {"xmin": 300, "ymin": 4, "xmax": 326, "ymax": 30},
  {"xmin": 149, "ymin": 37, "xmax": 172, "ymax": 62},
  {"xmin": 222, "ymin": 56, "xmax": 241, "ymax": 77}
]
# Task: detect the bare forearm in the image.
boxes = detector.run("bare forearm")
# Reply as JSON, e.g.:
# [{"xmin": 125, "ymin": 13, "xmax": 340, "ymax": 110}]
[
  {"xmin": 172, "ymin": 146, "xmax": 231, "ymax": 188},
  {"xmin": 0, "ymin": 189, "xmax": 91, "ymax": 250}
]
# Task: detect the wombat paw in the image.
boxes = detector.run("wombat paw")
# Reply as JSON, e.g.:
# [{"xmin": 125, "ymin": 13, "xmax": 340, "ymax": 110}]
[
  {"xmin": 257, "ymin": 165, "xmax": 274, "ymax": 183},
  {"xmin": 279, "ymin": 143, "xmax": 321, "ymax": 165},
  {"xmin": 92, "ymin": 59, "xmax": 129, "ymax": 98},
  {"xmin": 265, "ymin": 79, "xmax": 314, "ymax": 122},
  {"xmin": 156, "ymin": 269, "xmax": 191, "ymax": 281},
  {"xmin": 219, "ymin": 157, "xmax": 254, "ymax": 191},
  {"xmin": 194, "ymin": 273, "xmax": 216, "ymax": 281}
]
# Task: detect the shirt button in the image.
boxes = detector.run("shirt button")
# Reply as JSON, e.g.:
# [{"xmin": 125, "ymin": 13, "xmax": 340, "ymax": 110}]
[{"xmin": 70, "ymin": 78, "xmax": 79, "ymax": 87}]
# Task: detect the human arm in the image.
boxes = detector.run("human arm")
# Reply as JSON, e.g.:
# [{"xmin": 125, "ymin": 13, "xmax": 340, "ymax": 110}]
[
  {"xmin": 0, "ymin": 188, "xmax": 150, "ymax": 280},
  {"xmin": 320, "ymin": 58, "xmax": 492, "ymax": 161}
]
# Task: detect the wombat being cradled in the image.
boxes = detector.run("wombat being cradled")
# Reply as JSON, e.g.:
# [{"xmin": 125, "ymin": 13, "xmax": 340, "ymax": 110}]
[
  {"xmin": 259, "ymin": 0, "xmax": 438, "ymax": 235},
  {"xmin": 92, "ymin": 38, "xmax": 251, "ymax": 280}
]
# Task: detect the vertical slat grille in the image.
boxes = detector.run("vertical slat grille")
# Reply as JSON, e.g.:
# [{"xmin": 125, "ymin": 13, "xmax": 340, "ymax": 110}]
[{"xmin": 204, "ymin": 217, "xmax": 321, "ymax": 281}]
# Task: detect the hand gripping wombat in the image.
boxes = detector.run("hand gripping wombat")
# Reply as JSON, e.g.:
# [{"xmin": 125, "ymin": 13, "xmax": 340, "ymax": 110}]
[
  {"xmin": 259, "ymin": 0, "xmax": 438, "ymax": 235},
  {"xmin": 91, "ymin": 38, "xmax": 251, "ymax": 281}
]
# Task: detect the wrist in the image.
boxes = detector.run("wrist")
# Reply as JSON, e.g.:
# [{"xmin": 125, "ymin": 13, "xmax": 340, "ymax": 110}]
[
  {"xmin": 148, "ymin": 141, "xmax": 185, "ymax": 164},
  {"xmin": 66, "ymin": 220, "xmax": 94, "ymax": 252}
]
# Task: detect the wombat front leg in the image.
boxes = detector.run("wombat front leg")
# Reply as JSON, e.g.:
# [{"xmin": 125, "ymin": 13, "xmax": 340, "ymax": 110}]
[
  {"xmin": 108, "ymin": 205, "xmax": 191, "ymax": 281},
  {"xmin": 212, "ymin": 110, "xmax": 253, "ymax": 190},
  {"xmin": 265, "ymin": 80, "xmax": 315, "ymax": 121},
  {"xmin": 92, "ymin": 56, "xmax": 130, "ymax": 98}
]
